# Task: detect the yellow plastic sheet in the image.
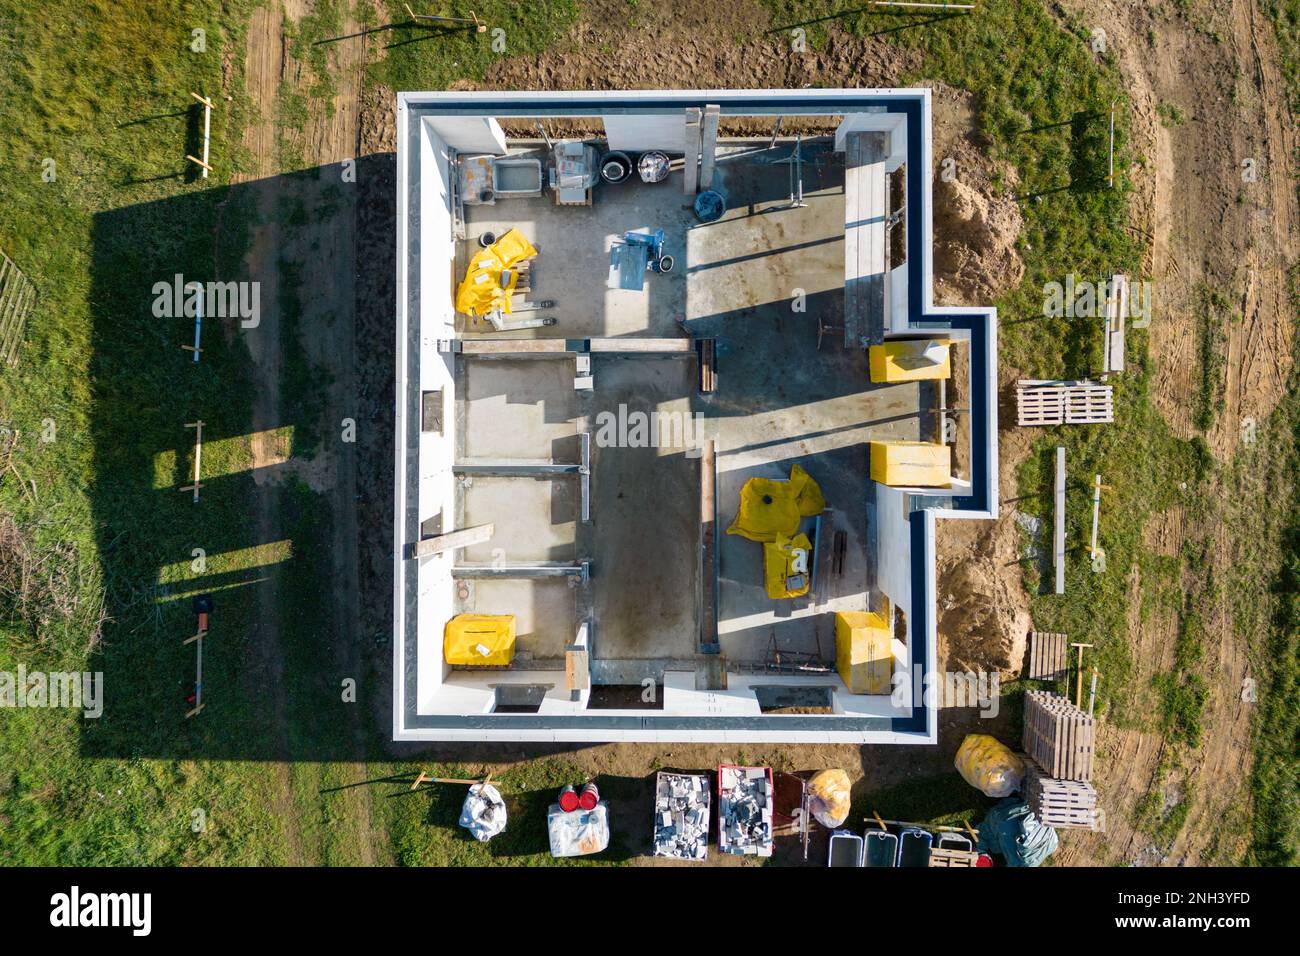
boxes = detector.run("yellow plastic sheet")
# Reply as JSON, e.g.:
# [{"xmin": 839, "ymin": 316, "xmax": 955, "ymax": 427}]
[
  {"xmin": 954, "ymin": 734, "xmax": 1025, "ymax": 798},
  {"xmin": 727, "ymin": 465, "xmax": 826, "ymax": 543},
  {"xmin": 444, "ymin": 614, "xmax": 516, "ymax": 666},
  {"xmin": 835, "ymin": 610, "xmax": 892, "ymax": 694},
  {"xmin": 454, "ymin": 228, "xmax": 538, "ymax": 316},
  {"xmin": 763, "ymin": 533, "xmax": 812, "ymax": 599}
]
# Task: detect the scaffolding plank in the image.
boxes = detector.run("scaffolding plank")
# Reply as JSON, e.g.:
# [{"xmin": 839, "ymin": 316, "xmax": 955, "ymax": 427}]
[{"xmin": 844, "ymin": 131, "xmax": 888, "ymax": 349}]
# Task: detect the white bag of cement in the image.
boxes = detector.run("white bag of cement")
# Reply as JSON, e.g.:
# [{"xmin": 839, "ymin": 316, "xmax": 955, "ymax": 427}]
[
  {"xmin": 548, "ymin": 801, "xmax": 610, "ymax": 857},
  {"xmin": 459, "ymin": 783, "xmax": 507, "ymax": 842}
]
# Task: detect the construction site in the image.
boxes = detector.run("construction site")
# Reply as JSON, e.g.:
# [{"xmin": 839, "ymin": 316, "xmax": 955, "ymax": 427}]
[
  {"xmin": 0, "ymin": 0, "xmax": 1296, "ymax": 884},
  {"xmin": 396, "ymin": 89, "xmax": 998, "ymax": 747}
]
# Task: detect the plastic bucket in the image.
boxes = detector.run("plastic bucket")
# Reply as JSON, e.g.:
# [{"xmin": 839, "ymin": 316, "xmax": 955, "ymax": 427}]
[
  {"xmin": 578, "ymin": 782, "xmax": 600, "ymax": 810},
  {"xmin": 600, "ymin": 151, "xmax": 632, "ymax": 184},
  {"xmin": 694, "ymin": 190, "xmax": 726, "ymax": 223},
  {"xmin": 558, "ymin": 785, "xmax": 579, "ymax": 812}
]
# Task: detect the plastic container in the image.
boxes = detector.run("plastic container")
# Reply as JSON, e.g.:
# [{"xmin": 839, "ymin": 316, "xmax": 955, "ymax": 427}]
[
  {"xmin": 600, "ymin": 151, "xmax": 632, "ymax": 184},
  {"xmin": 864, "ymin": 830, "xmax": 898, "ymax": 867},
  {"xmin": 827, "ymin": 830, "xmax": 865, "ymax": 867},
  {"xmin": 638, "ymin": 150, "xmax": 670, "ymax": 183},
  {"xmin": 578, "ymin": 782, "xmax": 600, "ymax": 811},
  {"xmin": 694, "ymin": 189, "xmax": 726, "ymax": 222},
  {"xmin": 897, "ymin": 827, "xmax": 933, "ymax": 867},
  {"xmin": 558, "ymin": 785, "xmax": 579, "ymax": 813}
]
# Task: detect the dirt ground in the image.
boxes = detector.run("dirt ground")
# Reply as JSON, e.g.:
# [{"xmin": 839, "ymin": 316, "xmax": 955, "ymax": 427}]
[{"xmin": 240, "ymin": 0, "xmax": 1296, "ymax": 866}]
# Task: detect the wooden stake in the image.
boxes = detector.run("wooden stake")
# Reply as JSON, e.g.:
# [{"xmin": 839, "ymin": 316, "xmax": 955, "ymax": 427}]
[{"xmin": 185, "ymin": 154, "xmax": 213, "ymax": 172}]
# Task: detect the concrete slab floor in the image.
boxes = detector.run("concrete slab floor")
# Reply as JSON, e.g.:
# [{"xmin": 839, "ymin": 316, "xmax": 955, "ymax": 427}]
[
  {"xmin": 456, "ymin": 576, "xmax": 578, "ymax": 662},
  {"xmin": 588, "ymin": 355, "xmax": 700, "ymax": 662},
  {"xmin": 457, "ymin": 357, "xmax": 578, "ymax": 461},
  {"xmin": 460, "ymin": 475, "xmax": 577, "ymax": 564}
]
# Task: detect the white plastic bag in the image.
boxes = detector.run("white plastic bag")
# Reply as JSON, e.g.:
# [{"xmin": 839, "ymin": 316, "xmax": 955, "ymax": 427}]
[{"xmin": 459, "ymin": 783, "xmax": 507, "ymax": 842}]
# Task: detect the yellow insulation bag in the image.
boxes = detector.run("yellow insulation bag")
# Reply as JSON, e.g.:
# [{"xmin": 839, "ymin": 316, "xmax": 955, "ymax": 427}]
[
  {"xmin": 444, "ymin": 614, "xmax": 516, "ymax": 666},
  {"xmin": 835, "ymin": 610, "xmax": 892, "ymax": 694},
  {"xmin": 954, "ymin": 734, "xmax": 1024, "ymax": 798},
  {"xmin": 728, "ymin": 465, "xmax": 826, "ymax": 543},
  {"xmin": 763, "ymin": 533, "xmax": 812, "ymax": 599}
]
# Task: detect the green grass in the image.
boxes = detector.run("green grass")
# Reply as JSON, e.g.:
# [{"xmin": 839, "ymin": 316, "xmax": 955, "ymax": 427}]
[{"xmin": 368, "ymin": 0, "xmax": 581, "ymax": 92}]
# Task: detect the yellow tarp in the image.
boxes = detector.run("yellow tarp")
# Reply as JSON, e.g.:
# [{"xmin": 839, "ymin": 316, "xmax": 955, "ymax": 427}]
[
  {"xmin": 444, "ymin": 614, "xmax": 516, "ymax": 666},
  {"xmin": 835, "ymin": 610, "xmax": 892, "ymax": 695},
  {"xmin": 869, "ymin": 440, "xmax": 951, "ymax": 487},
  {"xmin": 727, "ymin": 464, "xmax": 826, "ymax": 543},
  {"xmin": 763, "ymin": 533, "xmax": 812, "ymax": 599},
  {"xmin": 868, "ymin": 338, "xmax": 951, "ymax": 383},
  {"xmin": 454, "ymin": 228, "xmax": 538, "ymax": 317}
]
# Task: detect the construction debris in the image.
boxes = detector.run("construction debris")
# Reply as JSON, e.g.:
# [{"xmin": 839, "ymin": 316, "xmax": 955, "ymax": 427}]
[
  {"xmin": 458, "ymin": 782, "xmax": 507, "ymax": 842},
  {"xmin": 652, "ymin": 772, "xmax": 711, "ymax": 861},
  {"xmin": 717, "ymin": 765, "xmax": 773, "ymax": 857}
]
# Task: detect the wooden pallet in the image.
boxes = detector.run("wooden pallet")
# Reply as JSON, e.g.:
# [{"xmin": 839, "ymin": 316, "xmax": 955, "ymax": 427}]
[
  {"xmin": 1017, "ymin": 380, "xmax": 1114, "ymax": 426},
  {"xmin": 1028, "ymin": 631, "xmax": 1069, "ymax": 680},
  {"xmin": 0, "ymin": 249, "xmax": 37, "ymax": 368},
  {"xmin": 1023, "ymin": 758, "xmax": 1102, "ymax": 830},
  {"xmin": 928, "ymin": 847, "xmax": 980, "ymax": 867},
  {"xmin": 1022, "ymin": 690, "xmax": 1095, "ymax": 781}
]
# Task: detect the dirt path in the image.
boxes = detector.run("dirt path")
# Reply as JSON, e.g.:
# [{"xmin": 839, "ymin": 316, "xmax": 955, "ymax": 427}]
[{"xmin": 232, "ymin": 0, "xmax": 382, "ymax": 866}]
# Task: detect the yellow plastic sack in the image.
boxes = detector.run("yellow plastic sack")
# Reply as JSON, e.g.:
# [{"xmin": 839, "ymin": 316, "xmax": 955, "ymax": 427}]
[
  {"xmin": 807, "ymin": 769, "xmax": 852, "ymax": 828},
  {"xmin": 728, "ymin": 464, "xmax": 826, "ymax": 543},
  {"xmin": 763, "ymin": 533, "xmax": 812, "ymax": 599},
  {"xmin": 954, "ymin": 734, "xmax": 1024, "ymax": 798},
  {"xmin": 444, "ymin": 614, "xmax": 516, "ymax": 666},
  {"xmin": 454, "ymin": 228, "xmax": 538, "ymax": 316}
]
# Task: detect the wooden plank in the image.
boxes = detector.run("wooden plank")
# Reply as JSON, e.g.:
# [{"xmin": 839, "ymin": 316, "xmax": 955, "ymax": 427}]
[
  {"xmin": 587, "ymin": 337, "xmax": 693, "ymax": 353},
  {"xmin": 459, "ymin": 339, "xmax": 571, "ymax": 354},
  {"xmin": 1029, "ymin": 631, "xmax": 1068, "ymax": 680},
  {"xmin": 409, "ymin": 523, "xmax": 494, "ymax": 559},
  {"xmin": 565, "ymin": 648, "xmax": 590, "ymax": 691},
  {"xmin": 699, "ymin": 439, "xmax": 718, "ymax": 651}
]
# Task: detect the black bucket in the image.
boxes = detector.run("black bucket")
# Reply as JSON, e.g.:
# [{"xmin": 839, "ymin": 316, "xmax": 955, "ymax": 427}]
[{"xmin": 600, "ymin": 151, "xmax": 632, "ymax": 184}]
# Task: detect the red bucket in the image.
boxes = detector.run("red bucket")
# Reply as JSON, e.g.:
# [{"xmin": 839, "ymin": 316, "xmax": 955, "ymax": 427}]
[
  {"xmin": 578, "ymin": 782, "xmax": 600, "ymax": 811},
  {"xmin": 558, "ymin": 785, "xmax": 579, "ymax": 812}
]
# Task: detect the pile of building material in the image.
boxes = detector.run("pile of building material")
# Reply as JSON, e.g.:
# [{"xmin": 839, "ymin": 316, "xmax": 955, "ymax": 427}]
[
  {"xmin": 652, "ymin": 772, "xmax": 711, "ymax": 860},
  {"xmin": 1022, "ymin": 690, "xmax": 1095, "ymax": 781},
  {"xmin": 1023, "ymin": 760, "xmax": 1102, "ymax": 832},
  {"xmin": 717, "ymin": 765, "xmax": 773, "ymax": 857}
]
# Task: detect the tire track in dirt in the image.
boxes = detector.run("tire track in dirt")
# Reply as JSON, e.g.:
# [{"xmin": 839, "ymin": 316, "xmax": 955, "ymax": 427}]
[{"xmin": 235, "ymin": 0, "xmax": 304, "ymax": 867}]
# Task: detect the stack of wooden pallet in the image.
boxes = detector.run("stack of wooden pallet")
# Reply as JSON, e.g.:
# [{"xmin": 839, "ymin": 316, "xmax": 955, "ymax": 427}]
[
  {"xmin": 1028, "ymin": 631, "xmax": 1069, "ymax": 680},
  {"xmin": 1022, "ymin": 690, "xmax": 1094, "ymax": 781},
  {"xmin": 1023, "ymin": 758, "xmax": 1102, "ymax": 831}
]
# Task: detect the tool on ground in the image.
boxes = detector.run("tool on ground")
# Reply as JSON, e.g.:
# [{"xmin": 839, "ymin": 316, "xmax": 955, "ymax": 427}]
[{"xmin": 1070, "ymin": 642, "xmax": 1094, "ymax": 707}]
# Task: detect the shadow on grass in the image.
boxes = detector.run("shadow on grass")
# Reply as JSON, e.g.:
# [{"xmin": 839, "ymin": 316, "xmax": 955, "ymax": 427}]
[{"xmin": 80, "ymin": 154, "xmax": 397, "ymax": 762}]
